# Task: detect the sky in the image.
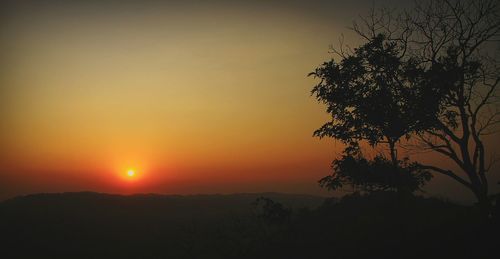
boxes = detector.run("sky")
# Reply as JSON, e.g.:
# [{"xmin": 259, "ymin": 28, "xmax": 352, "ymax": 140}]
[{"xmin": 0, "ymin": 0, "xmax": 498, "ymax": 202}]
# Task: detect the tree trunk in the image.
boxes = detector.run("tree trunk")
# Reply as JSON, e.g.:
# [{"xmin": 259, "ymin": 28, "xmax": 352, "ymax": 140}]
[
  {"xmin": 472, "ymin": 184, "xmax": 491, "ymax": 216},
  {"xmin": 388, "ymin": 139, "xmax": 405, "ymax": 193},
  {"xmin": 388, "ymin": 140, "xmax": 398, "ymax": 166}
]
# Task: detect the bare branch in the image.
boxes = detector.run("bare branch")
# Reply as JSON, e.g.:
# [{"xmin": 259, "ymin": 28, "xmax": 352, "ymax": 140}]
[{"xmin": 416, "ymin": 164, "xmax": 472, "ymax": 189}]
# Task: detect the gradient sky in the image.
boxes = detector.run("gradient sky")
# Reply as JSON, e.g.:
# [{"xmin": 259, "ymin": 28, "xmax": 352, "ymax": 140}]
[{"xmin": 1, "ymin": 0, "xmax": 498, "ymax": 202}]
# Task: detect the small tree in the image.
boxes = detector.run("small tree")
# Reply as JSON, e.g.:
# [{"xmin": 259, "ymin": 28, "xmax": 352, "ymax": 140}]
[{"xmin": 253, "ymin": 197, "xmax": 291, "ymax": 225}]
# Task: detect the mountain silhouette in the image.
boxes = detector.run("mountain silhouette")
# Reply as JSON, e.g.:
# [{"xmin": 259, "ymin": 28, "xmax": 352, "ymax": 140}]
[
  {"xmin": 1, "ymin": 191, "xmax": 498, "ymax": 259},
  {"xmin": 0, "ymin": 192, "xmax": 324, "ymax": 259}
]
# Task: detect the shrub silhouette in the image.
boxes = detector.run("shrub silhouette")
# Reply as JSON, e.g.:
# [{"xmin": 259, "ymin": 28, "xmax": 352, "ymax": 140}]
[
  {"xmin": 319, "ymin": 155, "xmax": 432, "ymax": 194},
  {"xmin": 253, "ymin": 197, "xmax": 292, "ymax": 224}
]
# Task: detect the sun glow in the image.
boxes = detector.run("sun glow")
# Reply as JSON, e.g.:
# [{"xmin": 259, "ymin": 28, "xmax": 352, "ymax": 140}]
[
  {"xmin": 127, "ymin": 169, "xmax": 136, "ymax": 177},
  {"xmin": 115, "ymin": 161, "xmax": 149, "ymax": 182},
  {"xmin": 117, "ymin": 166, "xmax": 144, "ymax": 184}
]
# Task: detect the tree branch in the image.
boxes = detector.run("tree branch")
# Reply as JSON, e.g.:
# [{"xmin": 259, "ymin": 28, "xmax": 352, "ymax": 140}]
[{"xmin": 416, "ymin": 164, "xmax": 472, "ymax": 189}]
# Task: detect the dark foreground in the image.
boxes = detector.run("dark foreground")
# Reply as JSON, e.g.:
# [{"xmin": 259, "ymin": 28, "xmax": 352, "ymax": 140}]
[{"xmin": 0, "ymin": 192, "xmax": 498, "ymax": 259}]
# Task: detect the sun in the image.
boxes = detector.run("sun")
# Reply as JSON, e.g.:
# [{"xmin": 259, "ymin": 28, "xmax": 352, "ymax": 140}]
[{"xmin": 118, "ymin": 165, "xmax": 145, "ymax": 182}]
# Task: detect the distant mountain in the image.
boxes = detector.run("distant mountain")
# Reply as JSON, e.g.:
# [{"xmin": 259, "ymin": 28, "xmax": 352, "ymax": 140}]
[
  {"xmin": 1, "ymin": 191, "xmax": 326, "ymax": 211},
  {"xmin": 0, "ymin": 191, "xmax": 327, "ymax": 259},
  {"xmin": 0, "ymin": 191, "xmax": 327, "ymax": 228}
]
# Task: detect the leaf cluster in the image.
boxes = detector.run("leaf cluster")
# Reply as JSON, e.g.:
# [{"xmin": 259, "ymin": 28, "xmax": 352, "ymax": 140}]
[{"xmin": 319, "ymin": 155, "xmax": 432, "ymax": 194}]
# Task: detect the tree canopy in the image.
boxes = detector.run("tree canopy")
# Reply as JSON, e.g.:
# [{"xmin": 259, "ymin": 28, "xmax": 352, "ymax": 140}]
[{"xmin": 310, "ymin": 34, "xmax": 442, "ymax": 163}]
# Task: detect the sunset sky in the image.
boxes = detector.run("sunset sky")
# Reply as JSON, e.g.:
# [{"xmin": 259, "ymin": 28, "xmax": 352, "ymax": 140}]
[{"xmin": 1, "ymin": 0, "xmax": 498, "ymax": 202}]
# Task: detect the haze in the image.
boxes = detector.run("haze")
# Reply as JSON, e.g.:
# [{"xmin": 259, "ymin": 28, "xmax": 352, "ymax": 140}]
[{"xmin": 1, "ymin": 0, "xmax": 497, "ymax": 202}]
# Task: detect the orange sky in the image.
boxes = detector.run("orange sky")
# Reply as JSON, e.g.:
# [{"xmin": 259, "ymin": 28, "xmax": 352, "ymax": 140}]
[{"xmin": 0, "ymin": 0, "xmax": 498, "ymax": 202}]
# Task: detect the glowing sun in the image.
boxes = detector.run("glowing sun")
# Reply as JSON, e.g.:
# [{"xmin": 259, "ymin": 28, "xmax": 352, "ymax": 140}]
[{"xmin": 127, "ymin": 169, "xmax": 136, "ymax": 177}]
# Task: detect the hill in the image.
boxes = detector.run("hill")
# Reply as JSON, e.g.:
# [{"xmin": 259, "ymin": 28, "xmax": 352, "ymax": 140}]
[
  {"xmin": 0, "ymin": 191, "xmax": 497, "ymax": 258},
  {"xmin": 0, "ymin": 192, "xmax": 325, "ymax": 258}
]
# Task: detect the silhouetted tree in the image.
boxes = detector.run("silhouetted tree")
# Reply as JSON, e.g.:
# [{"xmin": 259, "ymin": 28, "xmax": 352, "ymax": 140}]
[
  {"xmin": 312, "ymin": 0, "xmax": 500, "ymax": 208},
  {"xmin": 407, "ymin": 0, "xmax": 500, "ymax": 209},
  {"xmin": 253, "ymin": 197, "xmax": 291, "ymax": 224}
]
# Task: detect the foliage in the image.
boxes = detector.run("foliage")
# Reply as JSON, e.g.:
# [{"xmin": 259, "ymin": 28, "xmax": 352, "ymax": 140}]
[
  {"xmin": 309, "ymin": 34, "xmax": 439, "ymax": 155},
  {"xmin": 319, "ymin": 154, "xmax": 432, "ymax": 193}
]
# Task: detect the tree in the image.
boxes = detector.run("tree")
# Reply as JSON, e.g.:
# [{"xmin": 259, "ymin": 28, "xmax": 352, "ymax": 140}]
[
  {"xmin": 253, "ymin": 197, "xmax": 291, "ymax": 225},
  {"xmin": 409, "ymin": 0, "xmax": 500, "ymax": 209},
  {"xmin": 312, "ymin": 0, "xmax": 500, "ymax": 207}
]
